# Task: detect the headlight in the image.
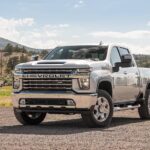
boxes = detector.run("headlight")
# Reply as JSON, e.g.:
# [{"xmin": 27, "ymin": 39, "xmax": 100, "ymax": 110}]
[
  {"xmin": 78, "ymin": 78, "xmax": 90, "ymax": 90},
  {"xmin": 14, "ymin": 68, "xmax": 22, "ymax": 74}
]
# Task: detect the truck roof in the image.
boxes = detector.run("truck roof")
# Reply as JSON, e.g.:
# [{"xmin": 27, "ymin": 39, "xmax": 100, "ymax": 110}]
[
  {"xmin": 57, "ymin": 45, "xmax": 108, "ymax": 48},
  {"xmin": 56, "ymin": 44, "xmax": 129, "ymax": 50}
]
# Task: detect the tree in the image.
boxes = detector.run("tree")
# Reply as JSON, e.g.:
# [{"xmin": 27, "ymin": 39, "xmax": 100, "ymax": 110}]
[
  {"xmin": 13, "ymin": 45, "xmax": 20, "ymax": 52},
  {"xmin": 21, "ymin": 46, "xmax": 27, "ymax": 53},
  {"xmin": 3, "ymin": 44, "xmax": 13, "ymax": 55},
  {"xmin": 40, "ymin": 50, "xmax": 49, "ymax": 58},
  {"xmin": 5, "ymin": 56, "xmax": 19, "ymax": 74},
  {"xmin": 20, "ymin": 54, "xmax": 28, "ymax": 63}
]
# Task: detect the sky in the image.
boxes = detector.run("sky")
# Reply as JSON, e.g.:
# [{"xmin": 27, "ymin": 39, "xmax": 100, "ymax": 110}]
[{"xmin": 0, "ymin": 0, "xmax": 150, "ymax": 54}]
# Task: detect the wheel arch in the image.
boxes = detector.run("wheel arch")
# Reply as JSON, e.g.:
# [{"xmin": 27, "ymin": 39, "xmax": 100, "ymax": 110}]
[
  {"xmin": 144, "ymin": 82, "xmax": 150, "ymax": 97},
  {"xmin": 146, "ymin": 82, "xmax": 150, "ymax": 90},
  {"xmin": 136, "ymin": 82, "xmax": 150, "ymax": 102},
  {"xmin": 97, "ymin": 79, "xmax": 113, "ymax": 97}
]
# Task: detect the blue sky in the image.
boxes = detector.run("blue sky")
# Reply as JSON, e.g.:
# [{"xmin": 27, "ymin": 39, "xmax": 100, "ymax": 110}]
[{"xmin": 0, "ymin": 0, "xmax": 150, "ymax": 54}]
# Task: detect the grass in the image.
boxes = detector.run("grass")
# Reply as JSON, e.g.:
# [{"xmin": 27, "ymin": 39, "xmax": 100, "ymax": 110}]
[{"xmin": 0, "ymin": 86, "xmax": 13, "ymax": 107}]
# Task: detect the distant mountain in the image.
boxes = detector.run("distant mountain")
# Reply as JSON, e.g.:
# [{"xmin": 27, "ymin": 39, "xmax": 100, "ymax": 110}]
[{"xmin": 0, "ymin": 37, "xmax": 42, "ymax": 51}]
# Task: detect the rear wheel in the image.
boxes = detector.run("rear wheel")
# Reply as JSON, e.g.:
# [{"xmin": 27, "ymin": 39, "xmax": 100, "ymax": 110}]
[
  {"xmin": 14, "ymin": 108, "xmax": 46, "ymax": 125},
  {"xmin": 81, "ymin": 90, "xmax": 113, "ymax": 128},
  {"xmin": 138, "ymin": 90, "xmax": 150, "ymax": 119}
]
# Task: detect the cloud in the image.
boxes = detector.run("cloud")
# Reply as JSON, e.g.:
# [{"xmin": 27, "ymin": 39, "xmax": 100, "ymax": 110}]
[
  {"xmin": 1, "ymin": 17, "xmax": 150, "ymax": 54},
  {"xmin": 147, "ymin": 21, "xmax": 150, "ymax": 26},
  {"xmin": 114, "ymin": 42, "xmax": 150, "ymax": 55},
  {"xmin": 44, "ymin": 24, "xmax": 70, "ymax": 29},
  {"xmin": 0, "ymin": 17, "xmax": 34, "ymax": 27},
  {"xmin": 72, "ymin": 35, "xmax": 80, "ymax": 38},
  {"xmin": 88, "ymin": 30, "xmax": 150, "ymax": 54},
  {"xmin": 89, "ymin": 30, "xmax": 150, "ymax": 39},
  {"xmin": 0, "ymin": 17, "xmax": 69, "ymax": 49},
  {"xmin": 59, "ymin": 24, "xmax": 70, "ymax": 28},
  {"xmin": 74, "ymin": 0, "xmax": 84, "ymax": 8}
]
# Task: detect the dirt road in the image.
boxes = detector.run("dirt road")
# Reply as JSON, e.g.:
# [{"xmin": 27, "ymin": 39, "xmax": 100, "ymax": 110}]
[{"xmin": 0, "ymin": 108, "xmax": 150, "ymax": 150}]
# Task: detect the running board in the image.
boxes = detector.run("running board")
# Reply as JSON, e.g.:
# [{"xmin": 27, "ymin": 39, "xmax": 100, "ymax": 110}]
[{"xmin": 114, "ymin": 104, "xmax": 140, "ymax": 112}]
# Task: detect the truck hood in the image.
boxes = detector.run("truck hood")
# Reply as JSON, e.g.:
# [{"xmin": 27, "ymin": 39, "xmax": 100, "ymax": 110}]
[{"xmin": 16, "ymin": 59, "xmax": 110, "ymax": 70}]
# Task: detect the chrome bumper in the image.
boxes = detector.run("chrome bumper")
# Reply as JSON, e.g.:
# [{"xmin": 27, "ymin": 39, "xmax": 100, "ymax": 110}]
[{"xmin": 12, "ymin": 92, "xmax": 97, "ymax": 109}]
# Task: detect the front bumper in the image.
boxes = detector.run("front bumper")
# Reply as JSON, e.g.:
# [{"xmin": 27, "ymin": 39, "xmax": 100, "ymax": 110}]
[{"xmin": 12, "ymin": 92, "xmax": 97, "ymax": 109}]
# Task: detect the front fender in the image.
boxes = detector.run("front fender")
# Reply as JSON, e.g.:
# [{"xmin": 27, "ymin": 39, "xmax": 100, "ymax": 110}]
[{"xmin": 90, "ymin": 70, "xmax": 113, "ymax": 93}]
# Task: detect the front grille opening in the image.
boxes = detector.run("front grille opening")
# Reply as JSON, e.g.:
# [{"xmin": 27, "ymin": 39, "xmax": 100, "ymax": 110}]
[
  {"xmin": 20, "ymin": 99, "xmax": 74, "ymax": 106},
  {"xmin": 22, "ymin": 78, "xmax": 72, "ymax": 91}
]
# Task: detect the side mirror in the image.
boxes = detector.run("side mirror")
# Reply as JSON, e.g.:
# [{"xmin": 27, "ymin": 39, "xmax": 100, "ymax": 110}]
[
  {"xmin": 31, "ymin": 55, "xmax": 39, "ymax": 61},
  {"xmin": 121, "ymin": 54, "xmax": 132, "ymax": 64},
  {"xmin": 113, "ymin": 54, "xmax": 132, "ymax": 72}
]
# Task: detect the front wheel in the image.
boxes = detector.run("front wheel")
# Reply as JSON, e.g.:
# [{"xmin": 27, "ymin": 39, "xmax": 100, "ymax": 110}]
[
  {"xmin": 14, "ymin": 108, "xmax": 46, "ymax": 125},
  {"xmin": 81, "ymin": 90, "xmax": 113, "ymax": 128},
  {"xmin": 138, "ymin": 90, "xmax": 150, "ymax": 119}
]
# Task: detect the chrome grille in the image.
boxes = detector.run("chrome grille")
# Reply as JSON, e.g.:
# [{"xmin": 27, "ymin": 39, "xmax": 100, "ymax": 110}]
[
  {"xmin": 22, "ymin": 68, "xmax": 74, "ymax": 90},
  {"xmin": 22, "ymin": 78, "xmax": 72, "ymax": 90}
]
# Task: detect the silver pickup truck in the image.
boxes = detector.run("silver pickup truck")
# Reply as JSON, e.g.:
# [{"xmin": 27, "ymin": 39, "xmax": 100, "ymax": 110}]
[{"xmin": 13, "ymin": 44, "xmax": 150, "ymax": 127}]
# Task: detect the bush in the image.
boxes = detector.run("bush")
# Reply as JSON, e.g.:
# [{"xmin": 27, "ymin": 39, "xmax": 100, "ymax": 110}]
[{"xmin": 0, "ymin": 76, "xmax": 12, "ymax": 86}]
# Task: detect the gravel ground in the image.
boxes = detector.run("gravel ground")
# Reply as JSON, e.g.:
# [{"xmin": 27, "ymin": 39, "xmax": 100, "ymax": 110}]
[{"xmin": 0, "ymin": 108, "xmax": 150, "ymax": 150}]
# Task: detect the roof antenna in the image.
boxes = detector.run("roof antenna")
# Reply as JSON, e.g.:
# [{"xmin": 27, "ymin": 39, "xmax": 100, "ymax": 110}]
[{"xmin": 99, "ymin": 41, "xmax": 103, "ymax": 46}]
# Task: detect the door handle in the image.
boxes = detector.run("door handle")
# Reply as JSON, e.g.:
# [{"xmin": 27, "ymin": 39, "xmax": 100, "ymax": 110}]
[
  {"xmin": 123, "ymin": 71, "xmax": 127, "ymax": 75},
  {"xmin": 135, "ymin": 72, "xmax": 139, "ymax": 76}
]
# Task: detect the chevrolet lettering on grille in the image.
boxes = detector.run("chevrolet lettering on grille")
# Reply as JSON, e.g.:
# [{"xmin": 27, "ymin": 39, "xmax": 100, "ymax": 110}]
[{"xmin": 22, "ymin": 74, "xmax": 70, "ymax": 78}]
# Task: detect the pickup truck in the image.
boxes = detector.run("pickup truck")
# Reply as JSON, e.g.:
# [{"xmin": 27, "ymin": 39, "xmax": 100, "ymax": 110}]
[{"xmin": 12, "ymin": 44, "xmax": 150, "ymax": 127}]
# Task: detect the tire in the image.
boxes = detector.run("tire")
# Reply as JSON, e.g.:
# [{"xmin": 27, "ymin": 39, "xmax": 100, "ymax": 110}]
[
  {"xmin": 14, "ymin": 108, "xmax": 46, "ymax": 125},
  {"xmin": 138, "ymin": 90, "xmax": 150, "ymax": 119},
  {"xmin": 81, "ymin": 90, "xmax": 113, "ymax": 128}
]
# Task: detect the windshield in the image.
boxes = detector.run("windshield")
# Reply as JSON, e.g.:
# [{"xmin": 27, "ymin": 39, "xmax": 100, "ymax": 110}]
[{"xmin": 44, "ymin": 46, "xmax": 108, "ymax": 61}]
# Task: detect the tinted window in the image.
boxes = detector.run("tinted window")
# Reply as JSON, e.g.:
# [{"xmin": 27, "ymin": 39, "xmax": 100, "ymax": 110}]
[{"xmin": 110, "ymin": 47, "xmax": 121, "ymax": 67}]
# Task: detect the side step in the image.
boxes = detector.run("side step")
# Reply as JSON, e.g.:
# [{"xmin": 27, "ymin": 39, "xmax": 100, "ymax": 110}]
[{"xmin": 114, "ymin": 104, "xmax": 140, "ymax": 112}]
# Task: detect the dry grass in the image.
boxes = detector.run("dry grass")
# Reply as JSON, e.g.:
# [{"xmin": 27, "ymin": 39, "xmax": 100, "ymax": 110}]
[{"xmin": 0, "ymin": 86, "xmax": 12, "ymax": 107}]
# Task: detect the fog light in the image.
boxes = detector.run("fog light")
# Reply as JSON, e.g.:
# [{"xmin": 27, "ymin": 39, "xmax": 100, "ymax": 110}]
[
  {"xmin": 67, "ymin": 100, "xmax": 75, "ymax": 106},
  {"xmin": 20, "ymin": 99, "xmax": 26, "ymax": 105},
  {"xmin": 13, "ymin": 79, "xmax": 20, "ymax": 89}
]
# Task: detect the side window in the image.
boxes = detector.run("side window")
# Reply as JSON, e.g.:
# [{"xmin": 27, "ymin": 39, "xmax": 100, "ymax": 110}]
[
  {"xmin": 110, "ymin": 47, "xmax": 121, "ymax": 67},
  {"xmin": 118, "ymin": 47, "xmax": 129, "ymax": 56}
]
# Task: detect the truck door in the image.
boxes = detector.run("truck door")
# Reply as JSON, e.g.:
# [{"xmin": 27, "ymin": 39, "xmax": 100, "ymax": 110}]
[
  {"xmin": 110, "ymin": 47, "xmax": 128, "ymax": 102},
  {"xmin": 117, "ymin": 47, "xmax": 140, "ymax": 101}
]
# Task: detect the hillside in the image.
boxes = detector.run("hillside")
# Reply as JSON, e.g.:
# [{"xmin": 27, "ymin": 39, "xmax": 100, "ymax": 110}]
[
  {"xmin": 134, "ymin": 54, "xmax": 150, "ymax": 67},
  {"xmin": 0, "ymin": 37, "xmax": 42, "ymax": 51}
]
